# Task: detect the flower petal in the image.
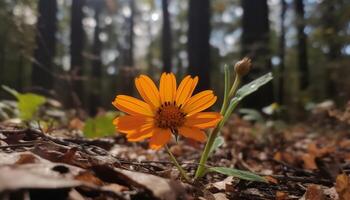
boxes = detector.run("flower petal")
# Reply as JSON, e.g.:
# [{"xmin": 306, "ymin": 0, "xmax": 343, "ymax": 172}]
[
  {"xmin": 175, "ymin": 75, "xmax": 198, "ymax": 107},
  {"xmin": 179, "ymin": 126, "xmax": 207, "ymax": 142},
  {"xmin": 159, "ymin": 73, "xmax": 177, "ymax": 104},
  {"xmin": 149, "ymin": 128, "xmax": 172, "ymax": 150},
  {"xmin": 135, "ymin": 75, "xmax": 161, "ymax": 109},
  {"xmin": 112, "ymin": 95, "xmax": 154, "ymax": 116},
  {"xmin": 127, "ymin": 125, "xmax": 154, "ymax": 141},
  {"xmin": 182, "ymin": 90, "xmax": 217, "ymax": 115},
  {"xmin": 185, "ymin": 112, "xmax": 222, "ymax": 129},
  {"xmin": 113, "ymin": 115, "xmax": 153, "ymax": 134}
]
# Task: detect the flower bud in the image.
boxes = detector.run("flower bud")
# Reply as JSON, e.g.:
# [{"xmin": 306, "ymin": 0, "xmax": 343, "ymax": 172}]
[{"xmin": 234, "ymin": 57, "xmax": 252, "ymax": 77}]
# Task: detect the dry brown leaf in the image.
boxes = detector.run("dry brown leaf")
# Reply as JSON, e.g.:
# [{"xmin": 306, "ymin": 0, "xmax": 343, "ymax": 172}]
[
  {"xmin": 212, "ymin": 193, "xmax": 228, "ymax": 200},
  {"xmin": 0, "ymin": 165, "xmax": 83, "ymax": 191},
  {"xmin": 308, "ymin": 143, "xmax": 335, "ymax": 157},
  {"xmin": 92, "ymin": 165, "xmax": 186, "ymax": 200},
  {"xmin": 276, "ymin": 191, "xmax": 288, "ymax": 200},
  {"xmin": 265, "ymin": 176, "xmax": 278, "ymax": 184},
  {"xmin": 304, "ymin": 184, "xmax": 325, "ymax": 200},
  {"xmin": 15, "ymin": 153, "xmax": 38, "ymax": 165},
  {"xmin": 207, "ymin": 176, "xmax": 234, "ymax": 192},
  {"xmin": 118, "ymin": 168, "xmax": 186, "ymax": 200},
  {"xmin": 274, "ymin": 151, "xmax": 296, "ymax": 165},
  {"xmin": 69, "ymin": 117, "xmax": 85, "ymax": 130},
  {"xmin": 336, "ymin": 173, "xmax": 350, "ymax": 200},
  {"xmin": 75, "ymin": 171, "xmax": 104, "ymax": 186},
  {"xmin": 302, "ymin": 153, "xmax": 317, "ymax": 170},
  {"xmin": 170, "ymin": 144, "xmax": 183, "ymax": 157},
  {"xmin": 102, "ymin": 183, "xmax": 129, "ymax": 193}
]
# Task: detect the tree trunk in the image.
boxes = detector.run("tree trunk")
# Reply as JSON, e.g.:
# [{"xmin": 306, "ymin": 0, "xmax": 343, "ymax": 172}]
[
  {"xmin": 294, "ymin": 0, "xmax": 309, "ymax": 90},
  {"xmin": 278, "ymin": 0, "xmax": 286, "ymax": 103},
  {"xmin": 187, "ymin": 0, "xmax": 211, "ymax": 90},
  {"xmin": 70, "ymin": 0, "xmax": 85, "ymax": 108},
  {"xmin": 321, "ymin": 1, "xmax": 342, "ymax": 97},
  {"xmin": 241, "ymin": 0, "xmax": 273, "ymax": 108},
  {"xmin": 120, "ymin": 0, "xmax": 135, "ymax": 95},
  {"xmin": 32, "ymin": 0, "xmax": 57, "ymax": 91},
  {"xmin": 89, "ymin": 1, "xmax": 103, "ymax": 115},
  {"xmin": 161, "ymin": 0, "xmax": 172, "ymax": 72}
]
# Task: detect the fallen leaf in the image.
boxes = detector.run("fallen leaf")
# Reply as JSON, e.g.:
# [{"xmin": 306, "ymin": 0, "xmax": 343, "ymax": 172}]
[
  {"xmin": 92, "ymin": 165, "xmax": 186, "ymax": 200},
  {"xmin": 69, "ymin": 117, "xmax": 85, "ymax": 130},
  {"xmin": 276, "ymin": 191, "xmax": 288, "ymax": 200},
  {"xmin": 102, "ymin": 183, "xmax": 129, "ymax": 193},
  {"xmin": 304, "ymin": 184, "xmax": 325, "ymax": 200},
  {"xmin": 207, "ymin": 176, "xmax": 234, "ymax": 192},
  {"xmin": 0, "ymin": 165, "xmax": 82, "ymax": 191},
  {"xmin": 264, "ymin": 176, "xmax": 278, "ymax": 184},
  {"xmin": 75, "ymin": 171, "xmax": 104, "ymax": 186},
  {"xmin": 302, "ymin": 153, "xmax": 317, "ymax": 170},
  {"xmin": 308, "ymin": 143, "xmax": 335, "ymax": 157},
  {"xmin": 15, "ymin": 153, "xmax": 38, "ymax": 165},
  {"xmin": 336, "ymin": 174, "xmax": 350, "ymax": 200},
  {"xmin": 213, "ymin": 193, "xmax": 228, "ymax": 200}
]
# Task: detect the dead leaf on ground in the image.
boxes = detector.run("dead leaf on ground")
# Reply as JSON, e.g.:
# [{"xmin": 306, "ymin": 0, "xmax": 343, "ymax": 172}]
[
  {"xmin": 336, "ymin": 173, "xmax": 350, "ymax": 200},
  {"xmin": 0, "ymin": 165, "xmax": 82, "ymax": 191},
  {"xmin": 207, "ymin": 176, "xmax": 234, "ymax": 192},
  {"xmin": 303, "ymin": 184, "xmax": 325, "ymax": 200},
  {"xmin": 276, "ymin": 191, "xmax": 288, "ymax": 200},
  {"xmin": 92, "ymin": 165, "xmax": 186, "ymax": 200},
  {"xmin": 15, "ymin": 153, "xmax": 38, "ymax": 165}
]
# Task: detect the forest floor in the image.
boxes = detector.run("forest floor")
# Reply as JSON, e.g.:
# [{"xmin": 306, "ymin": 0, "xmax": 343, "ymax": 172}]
[{"xmin": 1, "ymin": 102, "xmax": 350, "ymax": 200}]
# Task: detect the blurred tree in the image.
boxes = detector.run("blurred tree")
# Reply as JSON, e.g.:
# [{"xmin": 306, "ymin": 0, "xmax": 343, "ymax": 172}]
[
  {"xmin": 187, "ymin": 0, "xmax": 211, "ymax": 90},
  {"xmin": 32, "ymin": 0, "xmax": 57, "ymax": 92},
  {"xmin": 161, "ymin": 0, "xmax": 172, "ymax": 72},
  {"xmin": 241, "ymin": 0, "xmax": 273, "ymax": 108},
  {"xmin": 70, "ymin": 0, "xmax": 85, "ymax": 107},
  {"xmin": 120, "ymin": 0, "xmax": 135, "ymax": 95},
  {"xmin": 319, "ymin": 0, "xmax": 345, "ymax": 97},
  {"xmin": 89, "ymin": 0, "xmax": 103, "ymax": 115},
  {"xmin": 278, "ymin": 0, "xmax": 286, "ymax": 103},
  {"xmin": 0, "ymin": 1, "xmax": 36, "ymax": 94},
  {"xmin": 294, "ymin": 0, "xmax": 309, "ymax": 91}
]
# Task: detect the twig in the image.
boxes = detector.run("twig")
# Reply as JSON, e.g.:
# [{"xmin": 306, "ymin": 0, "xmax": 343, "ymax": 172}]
[
  {"xmin": 0, "ymin": 141, "xmax": 44, "ymax": 149},
  {"xmin": 271, "ymin": 174, "xmax": 333, "ymax": 186}
]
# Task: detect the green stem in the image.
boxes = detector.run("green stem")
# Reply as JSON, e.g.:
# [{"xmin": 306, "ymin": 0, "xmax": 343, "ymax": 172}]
[
  {"xmin": 220, "ymin": 65, "xmax": 230, "ymax": 114},
  {"xmin": 165, "ymin": 145, "xmax": 191, "ymax": 182},
  {"xmin": 194, "ymin": 74, "xmax": 242, "ymax": 179},
  {"xmin": 194, "ymin": 126, "xmax": 219, "ymax": 179},
  {"xmin": 228, "ymin": 75, "xmax": 241, "ymax": 99}
]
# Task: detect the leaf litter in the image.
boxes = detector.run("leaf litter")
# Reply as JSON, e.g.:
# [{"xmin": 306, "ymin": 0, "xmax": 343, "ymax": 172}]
[{"xmin": 1, "ymin": 101, "xmax": 350, "ymax": 199}]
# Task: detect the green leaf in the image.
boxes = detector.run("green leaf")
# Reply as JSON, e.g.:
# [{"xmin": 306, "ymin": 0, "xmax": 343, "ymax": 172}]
[
  {"xmin": 2, "ymin": 85, "xmax": 46, "ymax": 120},
  {"xmin": 2, "ymin": 85, "xmax": 19, "ymax": 98},
  {"xmin": 209, "ymin": 167, "xmax": 267, "ymax": 182},
  {"xmin": 221, "ymin": 73, "xmax": 273, "ymax": 127},
  {"xmin": 208, "ymin": 136, "xmax": 224, "ymax": 157},
  {"xmin": 234, "ymin": 72, "xmax": 273, "ymax": 102},
  {"xmin": 83, "ymin": 112, "xmax": 118, "ymax": 138}
]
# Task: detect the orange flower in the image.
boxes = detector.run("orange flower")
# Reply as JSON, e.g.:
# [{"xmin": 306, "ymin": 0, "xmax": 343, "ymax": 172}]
[{"xmin": 112, "ymin": 73, "xmax": 222, "ymax": 150}]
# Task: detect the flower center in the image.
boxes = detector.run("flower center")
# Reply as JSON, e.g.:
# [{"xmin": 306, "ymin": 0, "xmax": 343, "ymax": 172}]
[{"xmin": 155, "ymin": 101, "xmax": 186, "ymax": 130}]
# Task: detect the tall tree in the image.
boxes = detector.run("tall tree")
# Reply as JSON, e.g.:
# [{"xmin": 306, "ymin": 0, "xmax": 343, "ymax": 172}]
[
  {"xmin": 120, "ymin": 0, "xmax": 135, "ymax": 95},
  {"xmin": 161, "ymin": 0, "xmax": 172, "ymax": 72},
  {"xmin": 278, "ymin": 0, "xmax": 287, "ymax": 103},
  {"xmin": 294, "ymin": 0, "xmax": 309, "ymax": 90},
  {"xmin": 319, "ymin": 0, "xmax": 345, "ymax": 97},
  {"xmin": 89, "ymin": 0, "xmax": 103, "ymax": 115},
  {"xmin": 125, "ymin": 0, "xmax": 135, "ymax": 67},
  {"xmin": 70, "ymin": 0, "xmax": 85, "ymax": 107},
  {"xmin": 187, "ymin": 0, "xmax": 211, "ymax": 90},
  {"xmin": 241, "ymin": 0, "xmax": 273, "ymax": 108},
  {"xmin": 32, "ymin": 0, "xmax": 57, "ymax": 91}
]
